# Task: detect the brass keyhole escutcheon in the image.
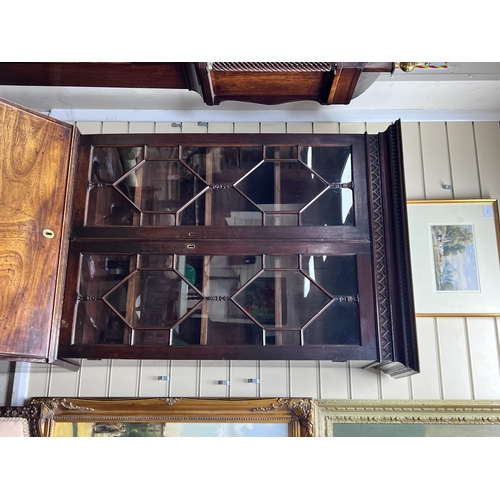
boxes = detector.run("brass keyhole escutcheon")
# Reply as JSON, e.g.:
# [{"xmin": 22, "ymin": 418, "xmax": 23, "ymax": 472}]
[
  {"xmin": 186, "ymin": 244, "xmax": 196, "ymax": 249},
  {"xmin": 42, "ymin": 229, "xmax": 55, "ymax": 239}
]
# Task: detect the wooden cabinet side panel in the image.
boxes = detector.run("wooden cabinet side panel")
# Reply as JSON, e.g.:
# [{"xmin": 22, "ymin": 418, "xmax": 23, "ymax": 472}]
[{"xmin": 0, "ymin": 100, "xmax": 73, "ymax": 360}]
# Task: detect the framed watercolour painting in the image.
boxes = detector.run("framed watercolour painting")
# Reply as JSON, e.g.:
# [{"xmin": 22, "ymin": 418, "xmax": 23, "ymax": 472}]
[
  {"xmin": 406, "ymin": 200, "xmax": 500, "ymax": 316},
  {"xmin": 30, "ymin": 397, "xmax": 313, "ymax": 437}
]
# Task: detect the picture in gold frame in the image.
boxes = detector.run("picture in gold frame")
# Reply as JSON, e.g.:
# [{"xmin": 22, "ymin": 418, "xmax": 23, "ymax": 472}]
[{"xmin": 31, "ymin": 397, "xmax": 313, "ymax": 437}]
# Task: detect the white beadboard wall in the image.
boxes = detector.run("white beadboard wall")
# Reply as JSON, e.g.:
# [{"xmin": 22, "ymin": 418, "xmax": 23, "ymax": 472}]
[{"xmin": 17, "ymin": 120, "xmax": 500, "ymax": 402}]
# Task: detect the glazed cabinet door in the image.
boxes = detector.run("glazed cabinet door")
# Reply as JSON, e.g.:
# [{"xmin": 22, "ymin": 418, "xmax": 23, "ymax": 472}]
[
  {"xmin": 57, "ymin": 127, "xmax": 418, "ymax": 376},
  {"xmin": 72, "ymin": 133, "xmax": 369, "ymax": 240},
  {"xmin": 58, "ymin": 241, "xmax": 377, "ymax": 361}
]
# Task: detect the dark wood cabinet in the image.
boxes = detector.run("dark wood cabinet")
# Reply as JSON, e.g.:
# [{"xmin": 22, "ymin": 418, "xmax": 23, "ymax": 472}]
[
  {"xmin": 0, "ymin": 62, "xmax": 394, "ymax": 106},
  {"xmin": 0, "ymin": 98, "xmax": 418, "ymax": 378}
]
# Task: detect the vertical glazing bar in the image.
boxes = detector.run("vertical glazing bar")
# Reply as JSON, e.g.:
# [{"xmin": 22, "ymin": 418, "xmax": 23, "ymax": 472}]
[
  {"xmin": 200, "ymin": 256, "xmax": 210, "ymax": 345},
  {"xmin": 273, "ymin": 149, "xmax": 283, "ymax": 345},
  {"xmin": 199, "ymin": 149, "xmax": 215, "ymax": 344},
  {"xmin": 124, "ymin": 255, "xmax": 138, "ymax": 345}
]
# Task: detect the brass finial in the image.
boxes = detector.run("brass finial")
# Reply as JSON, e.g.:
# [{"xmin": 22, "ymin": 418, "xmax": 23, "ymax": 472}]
[{"xmin": 397, "ymin": 62, "xmax": 417, "ymax": 72}]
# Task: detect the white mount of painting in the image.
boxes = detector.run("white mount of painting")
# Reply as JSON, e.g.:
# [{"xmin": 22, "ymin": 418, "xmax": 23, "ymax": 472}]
[{"xmin": 407, "ymin": 200, "xmax": 500, "ymax": 316}]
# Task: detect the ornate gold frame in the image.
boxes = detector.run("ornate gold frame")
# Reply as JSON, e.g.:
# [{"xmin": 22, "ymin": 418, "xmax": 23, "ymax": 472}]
[
  {"xmin": 314, "ymin": 399, "xmax": 500, "ymax": 436},
  {"xmin": 31, "ymin": 397, "xmax": 313, "ymax": 437}
]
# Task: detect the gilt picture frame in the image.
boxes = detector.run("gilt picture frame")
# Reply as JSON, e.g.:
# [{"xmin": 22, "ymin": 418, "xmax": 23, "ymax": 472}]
[
  {"xmin": 406, "ymin": 200, "xmax": 500, "ymax": 316},
  {"xmin": 314, "ymin": 399, "xmax": 500, "ymax": 437},
  {"xmin": 30, "ymin": 397, "xmax": 313, "ymax": 437}
]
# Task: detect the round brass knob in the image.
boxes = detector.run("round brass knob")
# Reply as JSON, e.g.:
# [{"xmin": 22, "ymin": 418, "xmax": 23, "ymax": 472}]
[{"xmin": 42, "ymin": 229, "xmax": 55, "ymax": 239}]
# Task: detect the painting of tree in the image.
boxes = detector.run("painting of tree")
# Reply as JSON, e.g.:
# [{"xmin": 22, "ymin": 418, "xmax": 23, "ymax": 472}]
[{"xmin": 431, "ymin": 224, "xmax": 479, "ymax": 291}]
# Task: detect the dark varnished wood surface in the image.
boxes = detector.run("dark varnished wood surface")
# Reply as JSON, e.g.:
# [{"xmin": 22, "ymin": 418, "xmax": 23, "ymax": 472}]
[
  {"xmin": 0, "ymin": 62, "xmax": 394, "ymax": 106},
  {"xmin": 0, "ymin": 99, "xmax": 74, "ymax": 361},
  {"xmin": 0, "ymin": 63, "xmax": 189, "ymax": 89}
]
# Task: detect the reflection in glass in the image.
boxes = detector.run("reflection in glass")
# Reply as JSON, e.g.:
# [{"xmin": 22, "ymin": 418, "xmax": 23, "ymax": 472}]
[
  {"xmin": 74, "ymin": 301, "xmax": 131, "ymax": 345},
  {"xmin": 233, "ymin": 270, "xmax": 330, "ymax": 329},
  {"xmin": 73, "ymin": 251, "xmax": 361, "ymax": 349},
  {"xmin": 133, "ymin": 330, "xmax": 170, "ymax": 346},
  {"xmin": 89, "ymin": 147, "xmax": 144, "ymax": 226},
  {"xmin": 138, "ymin": 255, "xmax": 173, "ymax": 269},
  {"xmin": 172, "ymin": 312, "xmax": 202, "ymax": 345},
  {"xmin": 87, "ymin": 187, "xmax": 139, "ymax": 226},
  {"xmin": 141, "ymin": 213, "xmax": 176, "ymax": 226},
  {"xmin": 181, "ymin": 146, "xmax": 263, "ymax": 181},
  {"xmin": 303, "ymin": 301, "xmax": 360, "ymax": 345},
  {"xmin": 265, "ymin": 146, "xmax": 297, "ymax": 159},
  {"xmin": 265, "ymin": 330, "xmax": 301, "ymax": 345},
  {"xmin": 302, "ymin": 255, "xmax": 358, "ymax": 296},
  {"xmin": 265, "ymin": 214, "xmax": 297, "ymax": 226},
  {"xmin": 74, "ymin": 255, "xmax": 135, "ymax": 345},
  {"xmin": 146, "ymin": 146, "xmax": 179, "ymax": 159},
  {"xmin": 299, "ymin": 146, "xmax": 351, "ymax": 184},
  {"xmin": 236, "ymin": 161, "xmax": 327, "ymax": 213},
  {"xmin": 116, "ymin": 161, "xmax": 206, "ymax": 213},
  {"xmin": 264, "ymin": 255, "xmax": 299, "ymax": 269},
  {"xmin": 207, "ymin": 302, "xmax": 263, "ymax": 346},
  {"xmin": 87, "ymin": 144, "xmax": 356, "ymax": 228},
  {"xmin": 301, "ymin": 188, "xmax": 353, "ymax": 226},
  {"xmin": 104, "ymin": 271, "xmax": 203, "ymax": 329},
  {"xmin": 92, "ymin": 147, "xmax": 144, "ymax": 184}
]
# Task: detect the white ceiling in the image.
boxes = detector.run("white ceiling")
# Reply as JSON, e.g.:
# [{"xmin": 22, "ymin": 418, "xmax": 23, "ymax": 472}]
[{"xmin": 1, "ymin": 62, "xmax": 499, "ymax": 123}]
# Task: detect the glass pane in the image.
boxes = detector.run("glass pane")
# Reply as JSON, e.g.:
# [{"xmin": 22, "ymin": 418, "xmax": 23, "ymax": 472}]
[
  {"xmin": 301, "ymin": 188, "xmax": 353, "ymax": 226},
  {"xmin": 186, "ymin": 255, "xmax": 263, "ymax": 346},
  {"xmin": 211, "ymin": 189, "xmax": 263, "ymax": 226},
  {"xmin": 181, "ymin": 146, "xmax": 263, "ymax": 181},
  {"xmin": 303, "ymin": 301, "xmax": 360, "ymax": 345},
  {"xmin": 138, "ymin": 255, "xmax": 173, "ymax": 269},
  {"xmin": 180, "ymin": 146, "xmax": 265, "ymax": 227},
  {"xmin": 146, "ymin": 146, "xmax": 179, "ymax": 159},
  {"xmin": 79, "ymin": 255, "xmax": 134, "ymax": 298},
  {"xmin": 74, "ymin": 301, "xmax": 131, "ymax": 345},
  {"xmin": 236, "ymin": 161, "xmax": 327, "ymax": 212},
  {"xmin": 208, "ymin": 301, "xmax": 263, "ymax": 346},
  {"xmin": 141, "ymin": 213, "xmax": 176, "ymax": 226},
  {"xmin": 264, "ymin": 255, "xmax": 299, "ymax": 269},
  {"xmin": 265, "ymin": 330, "xmax": 301, "ymax": 345},
  {"xmin": 133, "ymin": 330, "xmax": 170, "ymax": 346},
  {"xmin": 172, "ymin": 310, "xmax": 202, "ymax": 345},
  {"xmin": 176, "ymin": 255, "xmax": 204, "ymax": 290},
  {"xmin": 92, "ymin": 147, "xmax": 144, "ymax": 184},
  {"xmin": 116, "ymin": 160, "xmax": 206, "ymax": 213},
  {"xmin": 265, "ymin": 146, "xmax": 298, "ymax": 159},
  {"xmin": 299, "ymin": 146, "xmax": 352, "ymax": 183},
  {"xmin": 265, "ymin": 214, "xmax": 297, "ymax": 226},
  {"xmin": 178, "ymin": 192, "xmax": 206, "ymax": 226},
  {"xmin": 302, "ymin": 255, "xmax": 358, "ymax": 296},
  {"xmin": 86, "ymin": 187, "xmax": 140, "ymax": 226},
  {"xmin": 233, "ymin": 270, "xmax": 330, "ymax": 329},
  {"xmin": 103, "ymin": 270, "xmax": 203, "ymax": 329},
  {"xmin": 74, "ymin": 254, "xmax": 135, "ymax": 345}
]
